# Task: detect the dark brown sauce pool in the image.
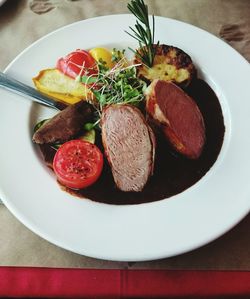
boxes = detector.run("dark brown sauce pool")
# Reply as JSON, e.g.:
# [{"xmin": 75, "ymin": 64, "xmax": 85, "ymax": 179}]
[{"xmin": 40, "ymin": 79, "xmax": 225, "ymax": 205}]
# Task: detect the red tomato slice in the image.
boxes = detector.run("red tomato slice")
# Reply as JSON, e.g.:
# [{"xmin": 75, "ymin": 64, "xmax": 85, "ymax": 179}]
[
  {"xmin": 53, "ymin": 140, "xmax": 103, "ymax": 189},
  {"xmin": 56, "ymin": 49, "xmax": 97, "ymax": 79}
]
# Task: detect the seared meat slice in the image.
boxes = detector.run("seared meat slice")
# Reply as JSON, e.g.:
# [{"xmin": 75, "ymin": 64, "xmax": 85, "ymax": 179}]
[
  {"xmin": 101, "ymin": 104, "xmax": 155, "ymax": 192},
  {"xmin": 134, "ymin": 44, "xmax": 196, "ymax": 87},
  {"xmin": 33, "ymin": 101, "xmax": 93, "ymax": 144},
  {"xmin": 145, "ymin": 80, "xmax": 205, "ymax": 159}
]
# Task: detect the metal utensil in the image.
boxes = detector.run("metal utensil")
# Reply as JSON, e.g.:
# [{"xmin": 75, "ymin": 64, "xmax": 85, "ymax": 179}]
[
  {"xmin": 0, "ymin": 72, "xmax": 68, "ymax": 204},
  {"xmin": 0, "ymin": 71, "xmax": 67, "ymax": 110}
]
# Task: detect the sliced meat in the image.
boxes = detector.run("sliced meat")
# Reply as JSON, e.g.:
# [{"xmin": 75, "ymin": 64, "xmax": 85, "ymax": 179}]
[
  {"xmin": 147, "ymin": 125, "xmax": 156, "ymax": 175},
  {"xmin": 101, "ymin": 104, "xmax": 155, "ymax": 192},
  {"xmin": 33, "ymin": 101, "xmax": 93, "ymax": 144},
  {"xmin": 145, "ymin": 80, "xmax": 205, "ymax": 159}
]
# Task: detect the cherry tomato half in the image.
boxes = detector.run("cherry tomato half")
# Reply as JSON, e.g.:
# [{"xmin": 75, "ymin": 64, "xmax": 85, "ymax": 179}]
[
  {"xmin": 56, "ymin": 49, "xmax": 97, "ymax": 79},
  {"xmin": 53, "ymin": 140, "xmax": 103, "ymax": 189}
]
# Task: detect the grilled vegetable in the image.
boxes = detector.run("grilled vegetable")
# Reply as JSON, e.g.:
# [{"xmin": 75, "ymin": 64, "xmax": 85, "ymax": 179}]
[
  {"xmin": 79, "ymin": 129, "xmax": 96, "ymax": 144},
  {"xmin": 53, "ymin": 139, "xmax": 103, "ymax": 190},
  {"xmin": 33, "ymin": 68, "xmax": 92, "ymax": 105},
  {"xmin": 56, "ymin": 49, "xmax": 97, "ymax": 79},
  {"xmin": 89, "ymin": 47, "xmax": 114, "ymax": 69},
  {"xmin": 134, "ymin": 44, "xmax": 196, "ymax": 87}
]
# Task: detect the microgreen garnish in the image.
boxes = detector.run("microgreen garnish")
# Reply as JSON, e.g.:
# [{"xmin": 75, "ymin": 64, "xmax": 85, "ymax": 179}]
[
  {"xmin": 126, "ymin": 0, "xmax": 159, "ymax": 67},
  {"xmin": 111, "ymin": 48, "xmax": 126, "ymax": 63},
  {"xmin": 80, "ymin": 75, "xmax": 98, "ymax": 84},
  {"xmin": 82, "ymin": 50, "xmax": 146, "ymax": 120}
]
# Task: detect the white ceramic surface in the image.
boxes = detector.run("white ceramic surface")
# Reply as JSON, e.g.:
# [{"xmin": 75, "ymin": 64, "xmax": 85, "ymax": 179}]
[
  {"xmin": 0, "ymin": 0, "xmax": 6, "ymax": 7},
  {"xmin": 0, "ymin": 15, "xmax": 250, "ymax": 261}
]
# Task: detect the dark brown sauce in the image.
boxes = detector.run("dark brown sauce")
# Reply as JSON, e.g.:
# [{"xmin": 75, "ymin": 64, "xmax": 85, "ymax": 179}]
[{"xmin": 40, "ymin": 78, "xmax": 225, "ymax": 205}]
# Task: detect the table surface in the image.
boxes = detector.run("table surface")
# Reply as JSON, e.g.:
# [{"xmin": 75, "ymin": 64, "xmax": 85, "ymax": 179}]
[{"xmin": 0, "ymin": 0, "xmax": 249, "ymax": 269}]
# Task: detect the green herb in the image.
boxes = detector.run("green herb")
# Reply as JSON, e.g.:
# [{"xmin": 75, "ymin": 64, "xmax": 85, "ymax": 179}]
[
  {"xmin": 83, "ymin": 122, "xmax": 95, "ymax": 131},
  {"xmin": 126, "ymin": 0, "xmax": 159, "ymax": 67},
  {"xmin": 76, "ymin": 48, "xmax": 146, "ymax": 127},
  {"xmin": 51, "ymin": 144, "xmax": 61, "ymax": 150},
  {"xmin": 79, "ymin": 129, "xmax": 96, "ymax": 144},
  {"xmin": 33, "ymin": 119, "xmax": 49, "ymax": 132},
  {"xmin": 83, "ymin": 51, "xmax": 146, "ymax": 117},
  {"xmin": 80, "ymin": 75, "xmax": 98, "ymax": 85},
  {"xmin": 111, "ymin": 48, "xmax": 126, "ymax": 63},
  {"xmin": 83, "ymin": 119, "xmax": 100, "ymax": 131}
]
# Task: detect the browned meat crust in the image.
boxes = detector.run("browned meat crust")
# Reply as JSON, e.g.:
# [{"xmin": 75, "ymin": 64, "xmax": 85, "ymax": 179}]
[{"xmin": 33, "ymin": 101, "xmax": 93, "ymax": 144}]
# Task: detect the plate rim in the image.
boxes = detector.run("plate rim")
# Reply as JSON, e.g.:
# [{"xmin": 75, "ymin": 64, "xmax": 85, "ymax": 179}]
[{"xmin": 1, "ymin": 14, "xmax": 250, "ymax": 261}]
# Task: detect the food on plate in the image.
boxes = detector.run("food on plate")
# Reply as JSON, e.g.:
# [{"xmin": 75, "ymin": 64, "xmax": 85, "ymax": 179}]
[
  {"xmin": 90, "ymin": 57, "xmax": 146, "ymax": 111},
  {"xmin": 79, "ymin": 129, "xmax": 96, "ymax": 144},
  {"xmin": 127, "ymin": 1, "xmax": 195, "ymax": 87},
  {"xmin": 53, "ymin": 139, "xmax": 103, "ymax": 189},
  {"xmin": 56, "ymin": 49, "xmax": 97, "ymax": 79},
  {"xmin": 31, "ymin": 0, "xmax": 224, "ymax": 202},
  {"xmin": 126, "ymin": 0, "xmax": 157, "ymax": 68},
  {"xmin": 134, "ymin": 45, "xmax": 196, "ymax": 87},
  {"xmin": 101, "ymin": 104, "xmax": 155, "ymax": 192},
  {"xmin": 145, "ymin": 79, "xmax": 205, "ymax": 159},
  {"xmin": 33, "ymin": 68, "xmax": 92, "ymax": 105},
  {"xmin": 33, "ymin": 101, "xmax": 93, "ymax": 144},
  {"xmin": 89, "ymin": 47, "xmax": 114, "ymax": 68}
]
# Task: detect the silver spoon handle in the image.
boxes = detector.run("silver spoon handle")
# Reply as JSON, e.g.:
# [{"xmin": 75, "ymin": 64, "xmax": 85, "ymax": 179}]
[{"xmin": 0, "ymin": 71, "xmax": 67, "ymax": 110}]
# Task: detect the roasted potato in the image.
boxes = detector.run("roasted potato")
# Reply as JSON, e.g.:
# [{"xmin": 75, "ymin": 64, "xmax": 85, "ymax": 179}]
[
  {"xmin": 134, "ymin": 44, "xmax": 196, "ymax": 88},
  {"xmin": 33, "ymin": 68, "xmax": 92, "ymax": 105}
]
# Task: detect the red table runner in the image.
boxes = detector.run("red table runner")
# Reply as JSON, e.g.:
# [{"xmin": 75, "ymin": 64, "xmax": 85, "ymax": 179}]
[{"xmin": 0, "ymin": 267, "xmax": 249, "ymax": 298}]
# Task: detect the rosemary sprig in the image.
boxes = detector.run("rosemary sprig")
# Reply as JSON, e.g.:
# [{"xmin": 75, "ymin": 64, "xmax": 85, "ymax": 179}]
[{"xmin": 126, "ymin": 0, "xmax": 158, "ymax": 67}]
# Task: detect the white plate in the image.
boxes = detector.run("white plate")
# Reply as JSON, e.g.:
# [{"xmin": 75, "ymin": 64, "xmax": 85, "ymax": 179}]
[
  {"xmin": 0, "ymin": 0, "xmax": 7, "ymax": 7},
  {"xmin": 0, "ymin": 15, "xmax": 250, "ymax": 261}
]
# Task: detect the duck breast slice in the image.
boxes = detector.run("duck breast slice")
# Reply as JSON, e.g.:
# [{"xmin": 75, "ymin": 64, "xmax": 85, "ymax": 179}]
[
  {"xmin": 101, "ymin": 104, "xmax": 155, "ymax": 192},
  {"xmin": 145, "ymin": 79, "xmax": 205, "ymax": 159}
]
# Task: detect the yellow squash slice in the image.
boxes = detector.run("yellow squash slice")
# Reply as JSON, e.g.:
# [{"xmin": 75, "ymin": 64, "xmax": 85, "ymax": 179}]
[{"xmin": 33, "ymin": 69, "xmax": 93, "ymax": 105}]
